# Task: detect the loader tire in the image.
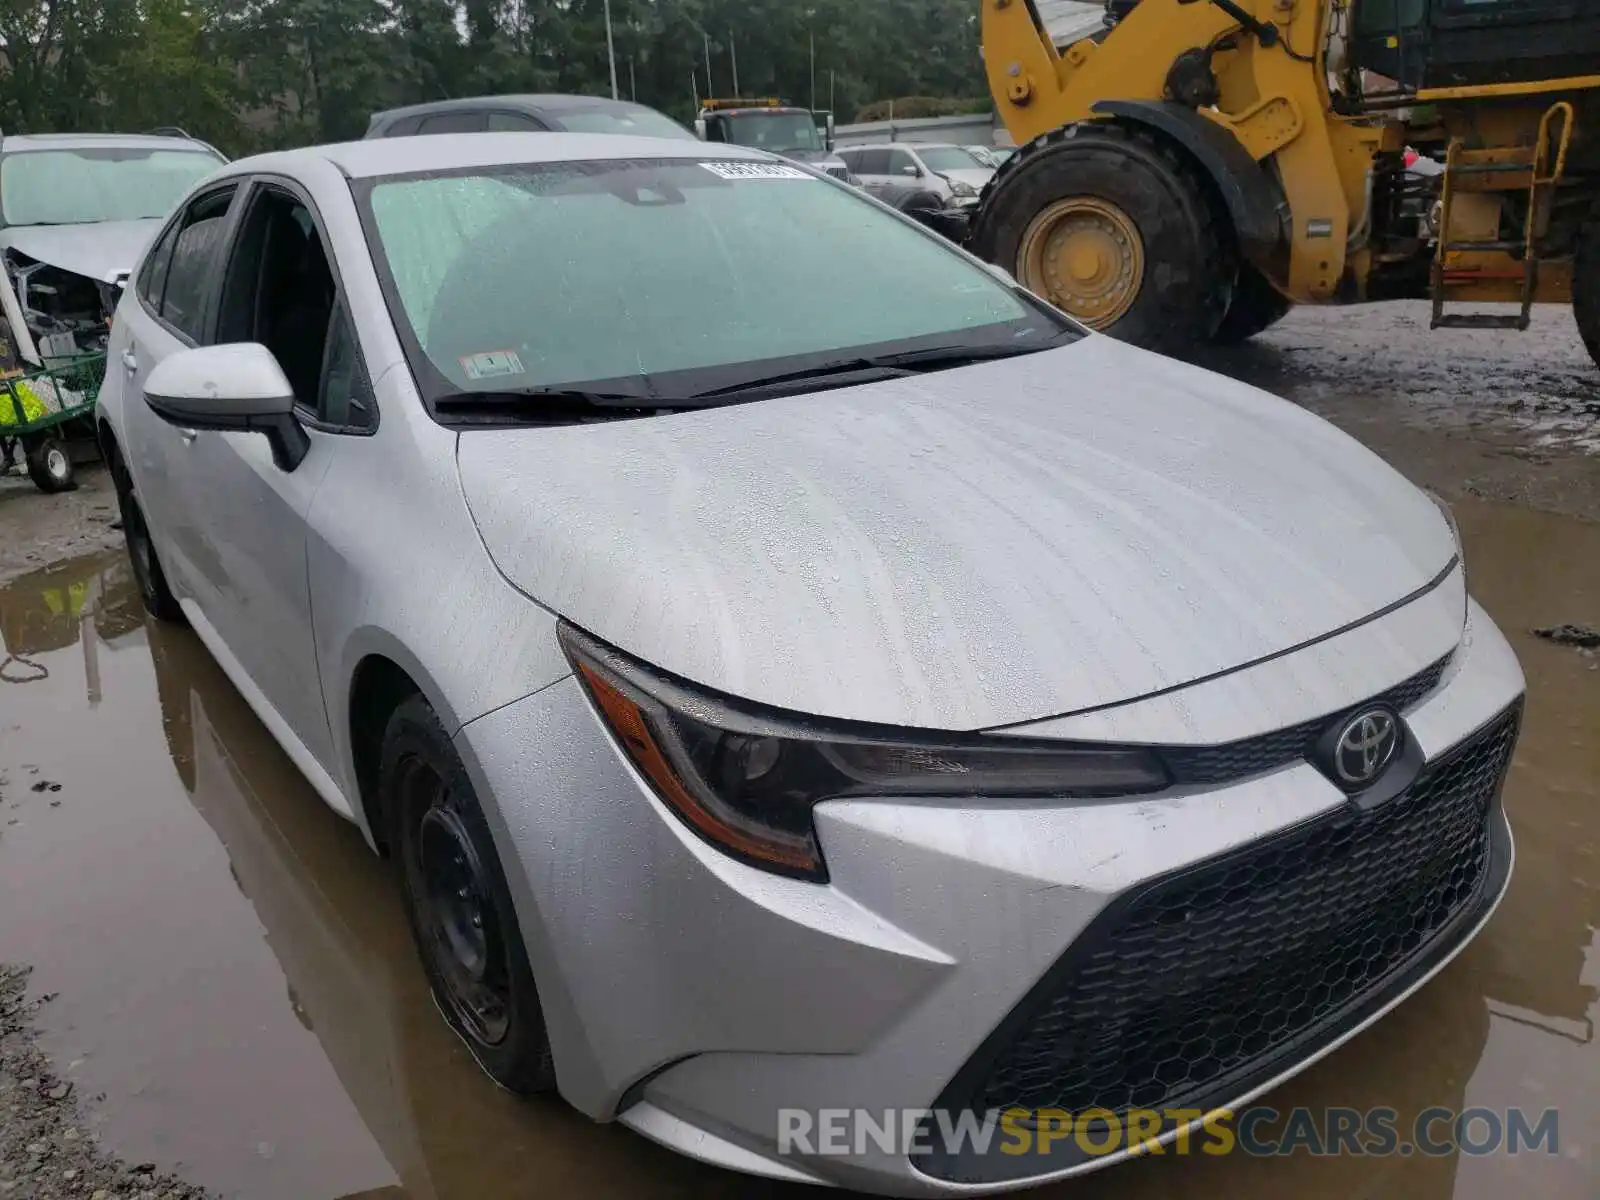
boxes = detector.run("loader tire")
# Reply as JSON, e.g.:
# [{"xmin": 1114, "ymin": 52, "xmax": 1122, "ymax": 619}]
[
  {"xmin": 969, "ymin": 123, "xmax": 1232, "ymax": 356},
  {"xmin": 1575, "ymin": 207, "xmax": 1600, "ymax": 370},
  {"xmin": 1213, "ymin": 265, "xmax": 1293, "ymax": 344}
]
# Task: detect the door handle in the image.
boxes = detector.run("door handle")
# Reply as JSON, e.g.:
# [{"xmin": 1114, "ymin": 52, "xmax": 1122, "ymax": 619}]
[{"xmin": 121, "ymin": 349, "xmax": 138, "ymax": 375}]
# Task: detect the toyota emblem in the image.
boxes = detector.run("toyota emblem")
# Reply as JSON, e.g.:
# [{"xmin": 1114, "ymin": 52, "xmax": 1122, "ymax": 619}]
[{"xmin": 1332, "ymin": 709, "xmax": 1401, "ymax": 787}]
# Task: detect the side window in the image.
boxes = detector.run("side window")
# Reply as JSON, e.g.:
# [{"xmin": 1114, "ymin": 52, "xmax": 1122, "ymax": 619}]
[
  {"xmin": 318, "ymin": 301, "xmax": 376, "ymax": 431},
  {"xmin": 160, "ymin": 185, "xmax": 236, "ymax": 342},
  {"xmin": 886, "ymin": 148, "xmax": 917, "ymax": 176},
  {"xmin": 837, "ymin": 149, "xmax": 861, "ymax": 172},
  {"xmin": 153, "ymin": 185, "xmax": 237, "ymax": 341},
  {"xmin": 214, "ymin": 184, "xmax": 339, "ymax": 410},
  {"xmin": 486, "ymin": 111, "xmax": 544, "ymax": 132},
  {"xmin": 859, "ymin": 149, "xmax": 891, "ymax": 175},
  {"xmin": 135, "ymin": 219, "xmax": 180, "ymax": 311},
  {"xmin": 417, "ymin": 111, "xmax": 487, "ymax": 135}
]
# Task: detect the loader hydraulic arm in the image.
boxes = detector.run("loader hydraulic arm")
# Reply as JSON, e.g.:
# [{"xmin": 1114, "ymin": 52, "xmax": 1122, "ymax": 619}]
[{"xmin": 1195, "ymin": 0, "xmax": 1280, "ymax": 47}]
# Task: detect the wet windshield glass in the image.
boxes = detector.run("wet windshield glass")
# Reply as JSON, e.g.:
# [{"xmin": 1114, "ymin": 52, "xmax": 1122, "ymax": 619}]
[
  {"xmin": 723, "ymin": 113, "xmax": 822, "ymax": 152},
  {"xmin": 0, "ymin": 148, "xmax": 224, "ymax": 226},
  {"xmin": 362, "ymin": 158, "xmax": 1070, "ymax": 403},
  {"xmin": 554, "ymin": 109, "xmax": 695, "ymax": 140},
  {"xmin": 917, "ymin": 146, "xmax": 985, "ymax": 173}
]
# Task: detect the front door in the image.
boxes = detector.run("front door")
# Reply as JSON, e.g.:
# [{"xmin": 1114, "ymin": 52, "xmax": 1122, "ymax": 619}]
[{"xmin": 175, "ymin": 180, "xmax": 355, "ymax": 771}]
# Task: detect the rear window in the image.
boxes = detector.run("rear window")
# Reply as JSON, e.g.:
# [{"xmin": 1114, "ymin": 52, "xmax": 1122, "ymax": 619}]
[{"xmin": 549, "ymin": 108, "xmax": 695, "ymax": 140}]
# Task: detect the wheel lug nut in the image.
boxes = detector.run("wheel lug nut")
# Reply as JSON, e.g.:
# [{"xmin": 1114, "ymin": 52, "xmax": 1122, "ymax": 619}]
[{"xmin": 458, "ymin": 886, "xmax": 469, "ymax": 900}]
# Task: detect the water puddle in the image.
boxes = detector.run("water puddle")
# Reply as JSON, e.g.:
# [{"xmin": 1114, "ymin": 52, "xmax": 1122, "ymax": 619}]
[{"xmin": 0, "ymin": 499, "xmax": 1594, "ymax": 1199}]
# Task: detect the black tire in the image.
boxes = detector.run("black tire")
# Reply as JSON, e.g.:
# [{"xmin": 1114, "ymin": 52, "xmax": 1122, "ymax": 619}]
[
  {"xmin": 1212, "ymin": 265, "xmax": 1293, "ymax": 344},
  {"xmin": 1575, "ymin": 206, "xmax": 1600, "ymax": 370},
  {"xmin": 23, "ymin": 433, "xmax": 76, "ymax": 493},
  {"xmin": 969, "ymin": 123, "xmax": 1233, "ymax": 356},
  {"xmin": 110, "ymin": 453, "xmax": 183, "ymax": 623},
  {"xmin": 382, "ymin": 695, "xmax": 556, "ymax": 1094}
]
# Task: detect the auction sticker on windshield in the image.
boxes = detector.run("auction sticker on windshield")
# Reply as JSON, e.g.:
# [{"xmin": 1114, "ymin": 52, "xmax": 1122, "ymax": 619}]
[
  {"xmin": 699, "ymin": 162, "xmax": 812, "ymax": 181},
  {"xmin": 460, "ymin": 350, "xmax": 525, "ymax": 381}
]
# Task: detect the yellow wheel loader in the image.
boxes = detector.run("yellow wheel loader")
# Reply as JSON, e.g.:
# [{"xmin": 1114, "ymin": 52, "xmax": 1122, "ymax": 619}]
[{"xmin": 968, "ymin": 0, "xmax": 1600, "ymax": 363}]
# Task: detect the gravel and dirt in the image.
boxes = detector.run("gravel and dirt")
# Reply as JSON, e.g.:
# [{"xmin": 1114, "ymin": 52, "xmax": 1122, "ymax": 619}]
[
  {"xmin": 0, "ymin": 966, "xmax": 214, "ymax": 1200},
  {"xmin": 0, "ymin": 300, "xmax": 1595, "ymax": 1200}
]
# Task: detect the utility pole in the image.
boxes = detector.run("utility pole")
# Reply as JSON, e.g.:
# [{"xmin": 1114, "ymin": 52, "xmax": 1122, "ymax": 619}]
[
  {"xmin": 630, "ymin": 57, "xmax": 637, "ymax": 102},
  {"xmin": 704, "ymin": 32, "xmax": 714, "ymax": 97},
  {"xmin": 729, "ymin": 32, "xmax": 739, "ymax": 95},
  {"xmin": 603, "ymin": 0, "xmax": 618, "ymax": 99},
  {"xmin": 810, "ymin": 30, "xmax": 816, "ymax": 112},
  {"xmin": 830, "ymin": 69, "xmax": 836, "ymax": 115},
  {"xmin": 692, "ymin": 70, "xmax": 700, "ymax": 113}
]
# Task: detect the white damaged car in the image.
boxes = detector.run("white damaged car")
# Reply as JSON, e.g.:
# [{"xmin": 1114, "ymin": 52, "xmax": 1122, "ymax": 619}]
[{"xmin": 0, "ymin": 131, "xmax": 225, "ymax": 369}]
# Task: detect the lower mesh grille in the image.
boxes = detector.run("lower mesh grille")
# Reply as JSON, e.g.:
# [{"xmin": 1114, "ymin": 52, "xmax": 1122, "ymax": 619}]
[{"xmin": 923, "ymin": 703, "xmax": 1519, "ymax": 1181}]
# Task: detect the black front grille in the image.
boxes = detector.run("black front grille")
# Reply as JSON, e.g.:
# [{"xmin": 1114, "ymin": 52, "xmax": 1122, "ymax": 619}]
[
  {"xmin": 924, "ymin": 703, "xmax": 1519, "ymax": 1182},
  {"xmin": 1164, "ymin": 654, "xmax": 1452, "ymax": 785}
]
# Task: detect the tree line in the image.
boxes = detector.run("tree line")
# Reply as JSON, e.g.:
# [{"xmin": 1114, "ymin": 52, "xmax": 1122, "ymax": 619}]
[{"xmin": 0, "ymin": 0, "xmax": 989, "ymax": 156}]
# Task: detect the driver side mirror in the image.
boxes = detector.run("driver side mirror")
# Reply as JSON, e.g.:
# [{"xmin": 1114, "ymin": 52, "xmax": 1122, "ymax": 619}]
[
  {"xmin": 901, "ymin": 164, "xmax": 921, "ymax": 177},
  {"xmin": 144, "ymin": 343, "xmax": 310, "ymax": 473}
]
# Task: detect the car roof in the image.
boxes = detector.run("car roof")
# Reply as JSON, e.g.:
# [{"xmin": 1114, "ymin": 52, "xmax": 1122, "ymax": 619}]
[
  {"xmin": 221, "ymin": 132, "xmax": 770, "ymax": 182},
  {"xmin": 370, "ymin": 94, "xmax": 670, "ymax": 123},
  {"xmin": 0, "ymin": 132, "xmax": 220, "ymax": 154},
  {"xmin": 840, "ymin": 142, "xmax": 966, "ymax": 152}
]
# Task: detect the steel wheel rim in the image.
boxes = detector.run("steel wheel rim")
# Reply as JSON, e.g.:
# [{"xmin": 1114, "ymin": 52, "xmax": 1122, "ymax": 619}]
[
  {"xmin": 45, "ymin": 446, "xmax": 68, "ymax": 481},
  {"xmin": 1018, "ymin": 197, "xmax": 1145, "ymax": 327},
  {"xmin": 400, "ymin": 758, "xmax": 512, "ymax": 1047}
]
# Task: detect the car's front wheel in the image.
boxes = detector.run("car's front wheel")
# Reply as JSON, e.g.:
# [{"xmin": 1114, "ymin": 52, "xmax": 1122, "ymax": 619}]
[
  {"xmin": 382, "ymin": 694, "xmax": 556, "ymax": 1094},
  {"xmin": 111, "ymin": 456, "xmax": 183, "ymax": 623}
]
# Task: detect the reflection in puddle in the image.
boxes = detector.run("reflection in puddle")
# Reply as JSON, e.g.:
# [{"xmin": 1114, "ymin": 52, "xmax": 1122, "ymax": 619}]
[{"xmin": 0, "ymin": 503, "xmax": 1595, "ymax": 1199}]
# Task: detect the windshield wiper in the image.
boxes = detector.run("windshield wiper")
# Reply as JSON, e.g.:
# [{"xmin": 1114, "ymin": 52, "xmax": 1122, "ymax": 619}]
[
  {"xmin": 434, "ymin": 387, "xmax": 698, "ymax": 423},
  {"xmin": 683, "ymin": 359, "xmax": 916, "ymax": 402},
  {"xmin": 862, "ymin": 341, "xmax": 1057, "ymax": 371}
]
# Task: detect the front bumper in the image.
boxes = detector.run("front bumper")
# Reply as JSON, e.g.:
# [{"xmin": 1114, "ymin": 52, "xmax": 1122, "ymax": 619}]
[{"xmin": 454, "ymin": 597, "xmax": 1524, "ymax": 1196}]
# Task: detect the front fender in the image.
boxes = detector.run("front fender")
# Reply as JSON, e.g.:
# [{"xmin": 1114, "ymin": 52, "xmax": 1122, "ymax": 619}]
[{"xmin": 1092, "ymin": 99, "xmax": 1289, "ymax": 275}]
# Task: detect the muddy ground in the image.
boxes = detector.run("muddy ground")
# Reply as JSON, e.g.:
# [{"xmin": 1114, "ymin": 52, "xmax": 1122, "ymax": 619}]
[{"xmin": 0, "ymin": 301, "xmax": 1595, "ymax": 1200}]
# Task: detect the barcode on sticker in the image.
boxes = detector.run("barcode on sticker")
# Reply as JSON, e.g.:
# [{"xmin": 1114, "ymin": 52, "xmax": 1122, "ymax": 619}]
[
  {"xmin": 460, "ymin": 350, "xmax": 525, "ymax": 380},
  {"xmin": 699, "ymin": 161, "xmax": 811, "ymax": 181}
]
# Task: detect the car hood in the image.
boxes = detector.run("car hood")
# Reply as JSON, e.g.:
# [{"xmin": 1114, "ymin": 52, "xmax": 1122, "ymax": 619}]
[
  {"xmin": 457, "ymin": 336, "xmax": 1456, "ymax": 730},
  {"xmin": 0, "ymin": 218, "xmax": 163, "ymax": 282},
  {"xmin": 938, "ymin": 168, "xmax": 994, "ymax": 188}
]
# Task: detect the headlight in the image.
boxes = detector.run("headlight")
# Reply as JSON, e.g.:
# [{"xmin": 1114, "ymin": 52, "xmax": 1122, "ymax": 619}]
[
  {"xmin": 949, "ymin": 179, "xmax": 977, "ymax": 197},
  {"xmin": 561, "ymin": 624, "xmax": 1169, "ymax": 881}
]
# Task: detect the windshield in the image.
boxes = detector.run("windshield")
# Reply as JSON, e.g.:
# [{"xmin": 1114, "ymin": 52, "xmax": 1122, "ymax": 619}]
[
  {"xmin": 0, "ymin": 148, "xmax": 223, "ymax": 226},
  {"xmin": 361, "ymin": 158, "xmax": 1071, "ymax": 406},
  {"xmin": 554, "ymin": 108, "xmax": 696, "ymax": 141},
  {"xmin": 917, "ymin": 146, "xmax": 986, "ymax": 173},
  {"xmin": 721, "ymin": 113, "xmax": 823, "ymax": 153}
]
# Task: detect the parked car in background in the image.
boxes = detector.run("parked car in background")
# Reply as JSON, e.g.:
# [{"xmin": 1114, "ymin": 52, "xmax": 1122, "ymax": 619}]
[
  {"xmin": 836, "ymin": 142, "xmax": 994, "ymax": 206},
  {"xmin": 97, "ymin": 131, "xmax": 1523, "ymax": 1197},
  {"xmin": 0, "ymin": 130, "xmax": 226, "ymax": 366},
  {"xmin": 966, "ymin": 144, "xmax": 1015, "ymax": 168},
  {"xmin": 364, "ymin": 94, "xmax": 695, "ymax": 141}
]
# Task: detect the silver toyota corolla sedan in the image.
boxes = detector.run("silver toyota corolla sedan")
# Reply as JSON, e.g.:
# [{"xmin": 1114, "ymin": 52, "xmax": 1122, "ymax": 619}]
[{"xmin": 95, "ymin": 133, "xmax": 1525, "ymax": 1195}]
